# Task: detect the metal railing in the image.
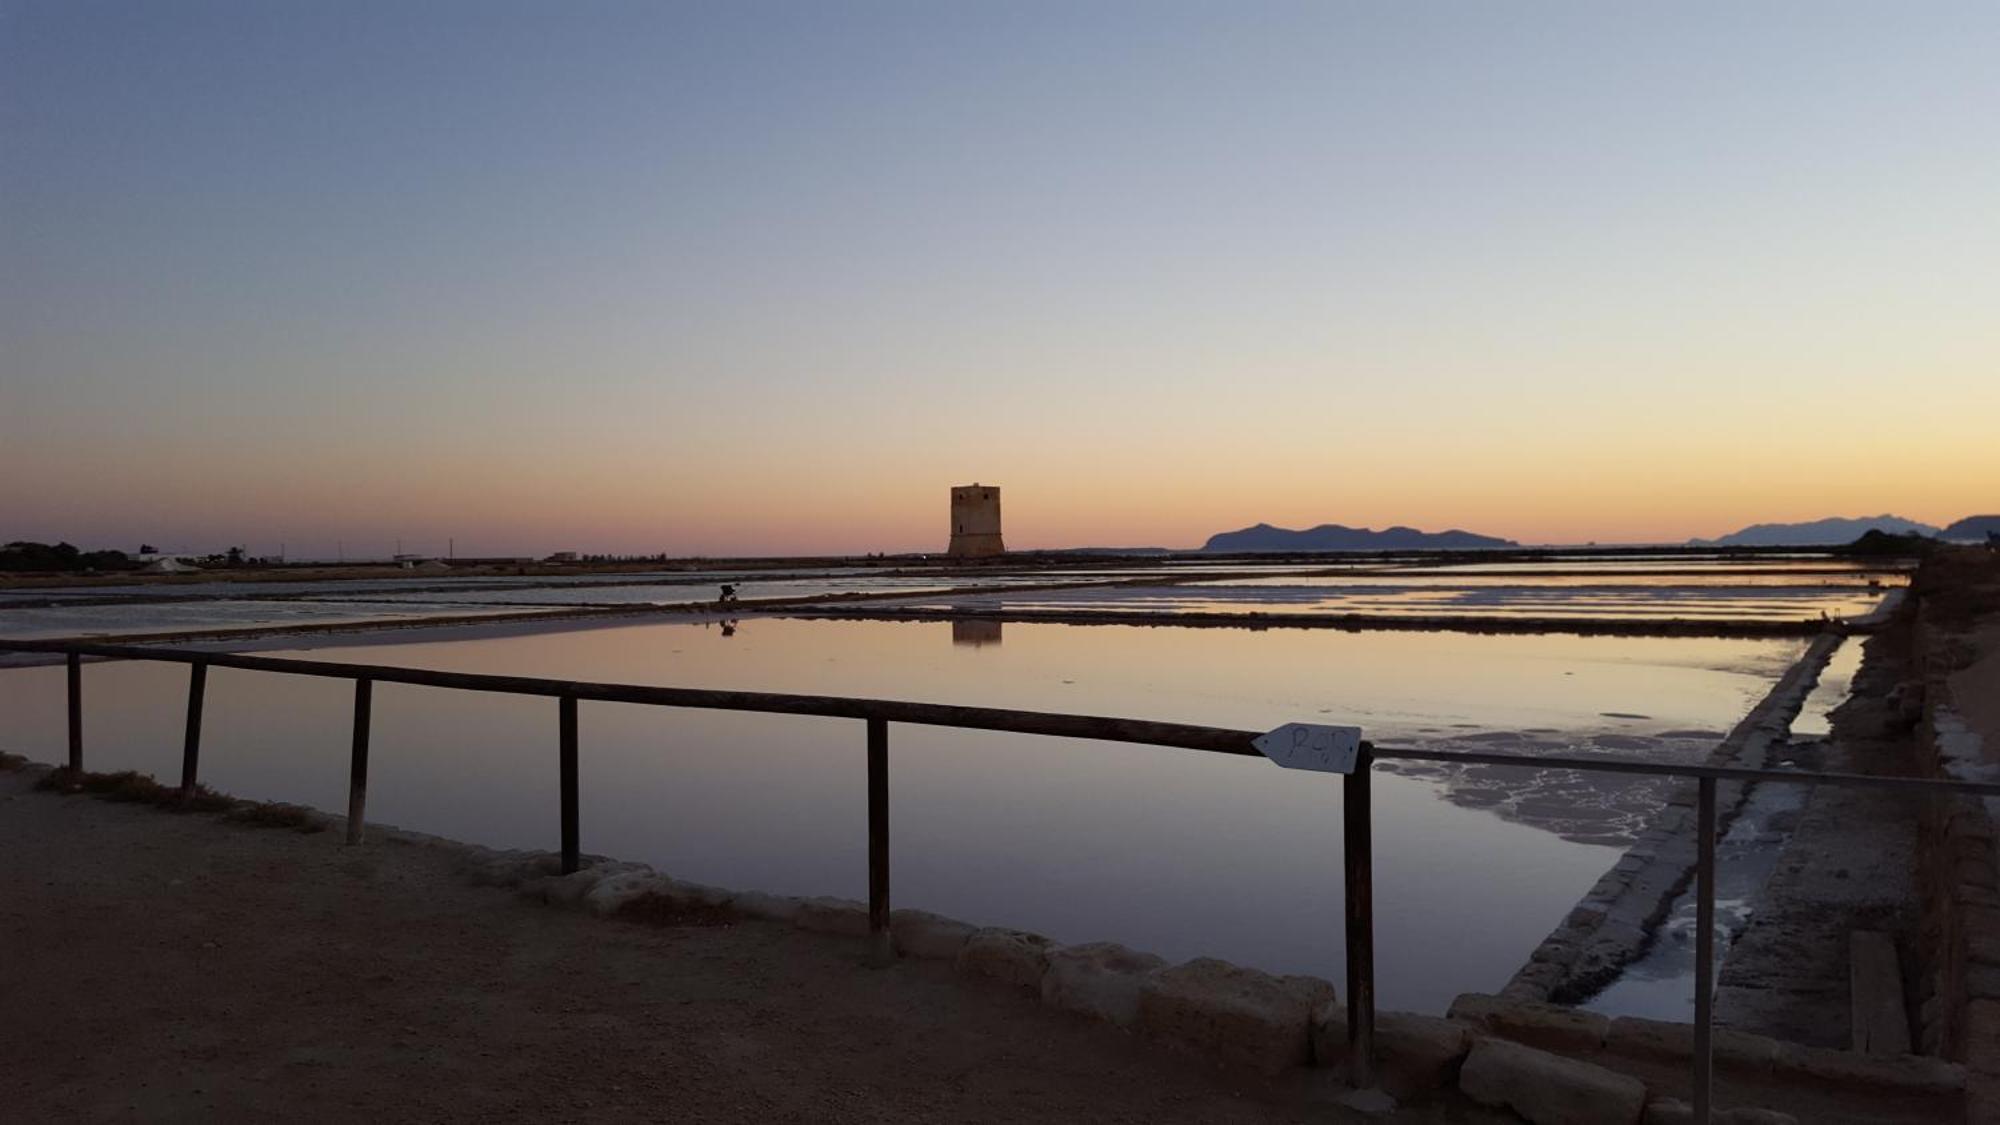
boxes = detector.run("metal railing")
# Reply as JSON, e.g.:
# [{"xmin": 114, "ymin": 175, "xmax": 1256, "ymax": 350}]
[{"xmin": 5, "ymin": 636, "xmax": 1995, "ymax": 1122}]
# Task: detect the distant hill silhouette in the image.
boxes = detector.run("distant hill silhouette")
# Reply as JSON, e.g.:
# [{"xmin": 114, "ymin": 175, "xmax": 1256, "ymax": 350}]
[
  {"xmin": 1691, "ymin": 514, "xmax": 1940, "ymax": 547},
  {"xmin": 1843, "ymin": 529, "xmax": 1940, "ymax": 557},
  {"xmin": 1201, "ymin": 523, "xmax": 1516, "ymax": 553},
  {"xmin": 1942, "ymin": 515, "xmax": 2000, "ymax": 542}
]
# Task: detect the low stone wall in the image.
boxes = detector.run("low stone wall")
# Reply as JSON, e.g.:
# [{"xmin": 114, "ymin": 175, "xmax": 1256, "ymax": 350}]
[
  {"xmin": 449, "ymin": 837, "xmax": 1960, "ymax": 1123},
  {"xmin": 475, "ymin": 848, "xmax": 1340, "ymax": 1076},
  {"xmin": 1442, "ymin": 993, "xmax": 1963, "ymax": 1124},
  {"xmin": 1508, "ymin": 632, "xmax": 1845, "ymax": 1004},
  {"xmin": 1912, "ymin": 615, "xmax": 2000, "ymax": 1119}
]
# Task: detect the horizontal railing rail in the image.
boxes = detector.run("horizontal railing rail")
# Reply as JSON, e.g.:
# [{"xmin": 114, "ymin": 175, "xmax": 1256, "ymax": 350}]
[
  {"xmin": 0, "ymin": 638, "xmax": 1261, "ymax": 756},
  {"xmin": 4, "ymin": 635, "xmax": 1993, "ymax": 1123}
]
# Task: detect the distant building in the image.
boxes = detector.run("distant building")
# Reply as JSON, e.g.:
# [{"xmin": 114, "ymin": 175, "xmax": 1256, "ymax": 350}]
[
  {"xmin": 547, "ymin": 551, "xmax": 578, "ymax": 563},
  {"xmin": 948, "ymin": 484, "xmax": 1005, "ymax": 558}
]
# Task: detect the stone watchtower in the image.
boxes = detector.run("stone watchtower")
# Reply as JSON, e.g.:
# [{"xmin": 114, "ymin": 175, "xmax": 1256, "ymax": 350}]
[{"xmin": 947, "ymin": 484, "xmax": 1005, "ymax": 558}]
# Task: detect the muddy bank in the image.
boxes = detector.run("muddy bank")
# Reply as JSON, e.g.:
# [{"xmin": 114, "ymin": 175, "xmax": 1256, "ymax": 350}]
[{"xmin": 1380, "ymin": 730, "xmax": 1729, "ymax": 849}]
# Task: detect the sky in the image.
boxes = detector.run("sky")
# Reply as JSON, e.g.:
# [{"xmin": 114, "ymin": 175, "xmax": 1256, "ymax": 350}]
[{"xmin": 4, "ymin": 2, "xmax": 1997, "ymax": 557}]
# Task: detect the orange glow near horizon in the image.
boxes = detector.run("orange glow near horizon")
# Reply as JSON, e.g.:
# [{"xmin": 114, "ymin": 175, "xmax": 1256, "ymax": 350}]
[
  {"xmin": 14, "ymin": 409, "xmax": 1993, "ymax": 557},
  {"xmin": 6, "ymin": 6, "xmax": 1997, "ymax": 558}
]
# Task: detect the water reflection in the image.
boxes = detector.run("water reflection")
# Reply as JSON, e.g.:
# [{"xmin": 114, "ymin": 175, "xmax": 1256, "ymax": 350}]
[
  {"xmin": 0, "ymin": 617, "xmax": 1803, "ymax": 1014},
  {"xmin": 952, "ymin": 619, "xmax": 1003, "ymax": 648}
]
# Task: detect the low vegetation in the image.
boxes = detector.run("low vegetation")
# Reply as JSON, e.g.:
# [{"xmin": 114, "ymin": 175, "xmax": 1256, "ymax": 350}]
[{"xmin": 34, "ymin": 766, "xmax": 327, "ymax": 832}]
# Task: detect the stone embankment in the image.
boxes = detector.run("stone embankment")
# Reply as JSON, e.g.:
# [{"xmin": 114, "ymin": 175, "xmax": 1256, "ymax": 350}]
[
  {"xmin": 465, "ymin": 826, "xmax": 1960, "ymax": 1123},
  {"xmin": 1906, "ymin": 548, "xmax": 2000, "ymax": 1119},
  {"xmin": 1445, "ymin": 992, "xmax": 1961, "ymax": 1123},
  {"xmin": 1506, "ymin": 632, "xmax": 1846, "ymax": 1004}
]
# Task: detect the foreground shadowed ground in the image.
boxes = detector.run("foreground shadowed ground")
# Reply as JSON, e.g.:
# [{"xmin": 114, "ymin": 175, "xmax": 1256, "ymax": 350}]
[{"xmin": 0, "ymin": 766, "xmax": 1498, "ymax": 1124}]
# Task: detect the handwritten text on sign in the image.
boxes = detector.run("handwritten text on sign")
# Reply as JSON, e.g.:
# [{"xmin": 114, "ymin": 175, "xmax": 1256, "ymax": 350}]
[{"xmin": 1253, "ymin": 723, "xmax": 1364, "ymax": 774}]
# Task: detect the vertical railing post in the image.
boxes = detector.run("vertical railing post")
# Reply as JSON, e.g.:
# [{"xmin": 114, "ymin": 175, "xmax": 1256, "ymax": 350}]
[
  {"xmin": 559, "ymin": 695, "xmax": 579, "ymax": 875},
  {"xmin": 867, "ymin": 717, "xmax": 891, "ymax": 962},
  {"xmin": 1693, "ymin": 776, "xmax": 1717, "ymax": 1124},
  {"xmin": 66, "ymin": 651, "xmax": 82, "ymax": 772},
  {"xmin": 1344, "ymin": 743, "xmax": 1377, "ymax": 1089},
  {"xmin": 346, "ymin": 679, "xmax": 372, "ymax": 845},
  {"xmin": 179, "ymin": 661, "xmax": 208, "ymax": 796}
]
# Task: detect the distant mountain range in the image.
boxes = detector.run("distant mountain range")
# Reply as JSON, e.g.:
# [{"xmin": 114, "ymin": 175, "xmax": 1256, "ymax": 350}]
[
  {"xmin": 1691, "ymin": 514, "xmax": 1941, "ymax": 547},
  {"xmin": 1944, "ymin": 515, "xmax": 2000, "ymax": 542},
  {"xmin": 1201, "ymin": 523, "xmax": 1517, "ymax": 553},
  {"xmin": 1080, "ymin": 512, "xmax": 1998, "ymax": 554}
]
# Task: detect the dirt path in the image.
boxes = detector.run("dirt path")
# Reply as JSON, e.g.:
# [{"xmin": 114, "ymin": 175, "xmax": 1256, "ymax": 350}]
[
  {"xmin": 1712, "ymin": 625, "xmax": 1925, "ymax": 1046},
  {"xmin": 0, "ymin": 766, "xmax": 1492, "ymax": 1124}
]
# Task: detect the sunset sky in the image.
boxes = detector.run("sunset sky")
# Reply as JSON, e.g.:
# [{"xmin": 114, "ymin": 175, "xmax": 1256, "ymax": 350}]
[{"xmin": 4, "ymin": 2, "xmax": 1996, "ymax": 558}]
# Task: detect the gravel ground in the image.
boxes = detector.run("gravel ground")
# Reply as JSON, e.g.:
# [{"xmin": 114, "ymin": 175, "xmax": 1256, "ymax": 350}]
[{"xmin": 0, "ymin": 764, "xmax": 1496, "ymax": 1124}]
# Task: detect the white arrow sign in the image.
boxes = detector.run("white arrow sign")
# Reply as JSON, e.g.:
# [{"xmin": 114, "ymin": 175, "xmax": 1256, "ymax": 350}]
[{"xmin": 1254, "ymin": 723, "xmax": 1364, "ymax": 774}]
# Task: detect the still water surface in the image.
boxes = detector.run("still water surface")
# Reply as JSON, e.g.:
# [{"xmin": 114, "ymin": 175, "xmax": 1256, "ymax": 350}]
[{"xmin": 0, "ymin": 617, "xmax": 1803, "ymax": 1013}]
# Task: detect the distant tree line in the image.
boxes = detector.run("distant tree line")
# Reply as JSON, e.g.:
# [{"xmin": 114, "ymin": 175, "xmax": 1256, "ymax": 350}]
[
  {"xmin": 0, "ymin": 541, "xmax": 260, "ymax": 573},
  {"xmin": 0, "ymin": 541, "xmax": 136, "ymax": 573}
]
